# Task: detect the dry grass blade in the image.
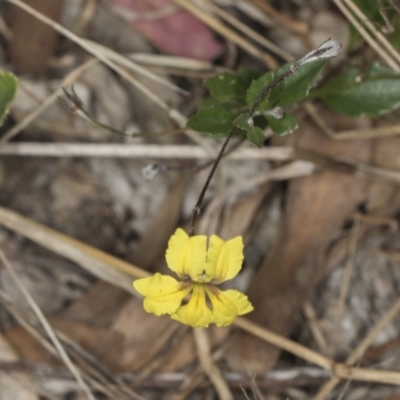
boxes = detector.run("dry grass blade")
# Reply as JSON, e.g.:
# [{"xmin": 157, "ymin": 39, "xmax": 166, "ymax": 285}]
[
  {"xmin": 172, "ymin": 0, "xmax": 277, "ymax": 68},
  {"xmin": 306, "ymin": 102, "xmax": 400, "ymax": 140},
  {"xmin": 193, "ymin": 328, "xmax": 233, "ymax": 400},
  {"xmin": 0, "ymin": 251, "xmax": 96, "ymax": 400},
  {"xmin": 1, "ymin": 206, "xmax": 400, "ymax": 390},
  {"xmin": 313, "ymin": 297, "xmax": 400, "ymax": 399},
  {"xmin": 234, "ymin": 317, "xmax": 400, "ymax": 387},
  {"xmin": 247, "ymin": 0, "xmax": 309, "ymax": 35},
  {"xmin": 233, "ymin": 317, "xmax": 333, "ymax": 370},
  {"xmin": 343, "ymin": 0, "xmax": 400, "ymax": 66},
  {"xmin": 129, "ymin": 53, "xmax": 215, "ymax": 70},
  {"xmin": 303, "ymin": 302, "xmax": 328, "ymax": 352},
  {"xmin": 171, "ymin": 339, "xmax": 232, "ymax": 400},
  {"xmin": 0, "ymin": 205, "xmax": 148, "ymax": 294},
  {"xmin": 334, "ymin": 215, "xmax": 361, "ymax": 329},
  {"xmin": 83, "ymin": 39, "xmax": 189, "ymax": 95},
  {"xmin": 7, "ymin": 0, "xmax": 213, "ymax": 152},
  {"xmin": 0, "ymin": 290, "xmax": 144, "ymax": 400},
  {"xmin": 198, "ymin": 0, "xmax": 292, "ymax": 62},
  {"xmin": 132, "ymin": 326, "xmax": 189, "ymax": 387},
  {"xmin": 333, "ymin": 364, "xmax": 400, "ymax": 385},
  {"xmin": 0, "ymin": 58, "xmax": 97, "ymax": 144},
  {"xmin": 334, "ymin": 124, "xmax": 400, "ymax": 140},
  {"xmin": 0, "ymin": 290, "xmax": 60, "ymax": 357},
  {"xmin": 0, "ymin": 142, "xmax": 295, "ymax": 160},
  {"xmin": 333, "ymin": 0, "xmax": 400, "ymax": 71},
  {"xmin": 72, "ymin": 0, "xmax": 97, "ymax": 34}
]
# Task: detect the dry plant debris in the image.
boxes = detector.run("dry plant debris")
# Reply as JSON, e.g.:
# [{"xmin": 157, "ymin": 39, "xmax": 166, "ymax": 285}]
[{"xmin": 1, "ymin": 1, "xmax": 400, "ymax": 400}]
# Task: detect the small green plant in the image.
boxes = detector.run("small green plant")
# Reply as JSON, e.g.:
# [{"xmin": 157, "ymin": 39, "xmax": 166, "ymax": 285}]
[
  {"xmin": 0, "ymin": 72, "xmax": 18, "ymax": 127},
  {"xmin": 49, "ymin": 39, "xmax": 400, "ymax": 327},
  {"xmin": 187, "ymin": 38, "xmax": 400, "ymax": 146},
  {"xmin": 187, "ymin": 39, "xmax": 342, "ymax": 147}
]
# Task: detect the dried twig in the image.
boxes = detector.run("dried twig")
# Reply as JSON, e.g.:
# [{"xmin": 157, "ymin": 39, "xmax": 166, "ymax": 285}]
[
  {"xmin": 6, "ymin": 0, "xmax": 213, "ymax": 151},
  {"xmin": 0, "ymin": 205, "xmax": 146, "ymax": 294},
  {"xmin": 172, "ymin": 0, "xmax": 277, "ymax": 69},
  {"xmin": 0, "ymin": 251, "xmax": 96, "ymax": 400},
  {"xmin": 247, "ymin": 0, "xmax": 308, "ymax": 35},
  {"xmin": 198, "ymin": 0, "xmax": 292, "ymax": 61},
  {"xmin": 1, "ymin": 207, "xmax": 400, "ymax": 391},
  {"xmin": 343, "ymin": 0, "xmax": 400, "ymax": 67},
  {"xmin": 0, "ymin": 290, "xmax": 144, "ymax": 400},
  {"xmin": 334, "ymin": 214, "xmax": 362, "ymax": 329},
  {"xmin": 305, "ymin": 102, "xmax": 400, "ymax": 140},
  {"xmin": 313, "ymin": 297, "xmax": 400, "ymax": 399},
  {"xmin": 0, "ymin": 142, "xmax": 294, "ymax": 160},
  {"xmin": 1, "ymin": 58, "xmax": 97, "ymax": 144},
  {"xmin": 333, "ymin": 0, "xmax": 400, "ymax": 71},
  {"xmin": 193, "ymin": 328, "xmax": 233, "ymax": 400},
  {"xmin": 132, "ymin": 326, "xmax": 189, "ymax": 387},
  {"xmin": 303, "ymin": 302, "xmax": 328, "ymax": 352}
]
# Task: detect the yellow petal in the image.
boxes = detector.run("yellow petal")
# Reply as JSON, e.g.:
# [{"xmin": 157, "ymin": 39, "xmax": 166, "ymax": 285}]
[
  {"xmin": 222, "ymin": 290, "xmax": 254, "ymax": 315},
  {"xmin": 171, "ymin": 283, "xmax": 212, "ymax": 327},
  {"xmin": 206, "ymin": 287, "xmax": 253, "ymax": 327},
  {"xmin": 133, "ymin": 273, "xmax": 192, "ymax": 316},
  {"xmin": 165, "ymin": 228, "xmax": 208, "ymax": 281},
  {"xmin": 205, "ymin": 235, "xmax": 244, "ymax": 283}
]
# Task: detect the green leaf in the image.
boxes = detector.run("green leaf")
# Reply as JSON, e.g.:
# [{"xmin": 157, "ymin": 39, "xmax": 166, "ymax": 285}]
[
  {"xmin": 232, "ymin": 113, "xmax": 251, "ymax": 130},
  {"xmin": 187, "ymin": 105, "xmax": 234, "ymax": 136},
  {"xmin": 205, "ymin": 72, "xmax": 246, "ymax": 105},
  {"xmin": 316, "ymin": 62, "xmax": 400, "ymax": 117},
  {"xmin": 268, "ymin": 60, "xmax": 327, "ymax": 107},
  {"xmin": 266, "ymin": 113, "xmax": 298, "ymax": 136},
  {"xmin": 365, "ymin": 62, "xmax": 399, "ymax": 78},
  {"xmin": 246, "ymin": 71, "xmax": 274, "ymax": 110},
  {"xmin": 237, "ymin": 67, "xmax": 263, "ymax": 88},
  {"xmin": 247, "ymin": 126, "xmax": 264, "ymax": 148},
  {"xmin": 356, "ymin": 0, "xmax": 380, "ymax": 18},
  {"xmin": 198, "ymin": 97, "xmax": 221, "ymax": 110},
  {"xmin": 0, "ymin": 72, "xmax": 18, "ymax": 127}
]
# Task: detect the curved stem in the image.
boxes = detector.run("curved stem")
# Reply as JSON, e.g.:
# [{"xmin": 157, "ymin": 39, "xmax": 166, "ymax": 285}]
[{"xmin": 189, "ymin": 129, "xmax": 236, "ymax": 236}]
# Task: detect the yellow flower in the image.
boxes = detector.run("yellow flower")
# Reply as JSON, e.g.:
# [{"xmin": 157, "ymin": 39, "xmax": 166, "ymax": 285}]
[{"xmin": 133, "ymin": 228, "xmax": 254, "ymax": 328}]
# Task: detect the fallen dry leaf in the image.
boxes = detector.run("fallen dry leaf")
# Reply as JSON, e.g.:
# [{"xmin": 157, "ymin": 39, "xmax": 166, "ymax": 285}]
[
  {"xmin": 0, "ymin": 332, "xmax": 40, "ymax": 400},
  {"xmin": 227, "ymin": 113, "xmax": 371, "ymax": 374},
  {"xmin": 109, "ymin": 0, "xmax": 223, "ymax": 60},
  {"xmin": 9, "ymin": 0, "xmax": 63, "ymax": 75}
]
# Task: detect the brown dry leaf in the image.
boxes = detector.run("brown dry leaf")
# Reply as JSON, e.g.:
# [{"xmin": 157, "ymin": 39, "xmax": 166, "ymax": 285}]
[
  {"xmin": 0, "ymin": 333, "xmax": 39, "ymax": 400},
  {"xmin": 9, "ymin": 0, "xmax": 63, "ymax": 75},
  {"xmin": 227, "ymin": 114, "xmax": 371, "ymax": 374},
  {"xmin": 104, "ymin": 175, "xmax": 230, "ymax": 372},
  {"xmin": 5, "ymin": 305, "xmax": 228, "ymax": 374},
  {"xmin": 219, "ymin": 183, "xmax": 273, "ymax": 239},
  {"xmin": 0, "ymin": 205, "xmax": 145, "ymax": 294},
  {"xmin": 0, "ymin": 372, "xmax": 40, "ymax": 400},
  {"xmin": 325, "ymin": 136, "xmax": 400, "ymax": 274},
  {"xmin": 62, "ymin": 281, "xmax": 130, "ymax": 327},
  {"xmin": 109, "ymin": 0, "xmax": 223, "ymax": 60},
  {"xmin": 62, "ymin": 176, "xmax": 184, "ymax": 328},
  {"xmin": 111, "ymin": 296, "xmax": 229, "ymax": 372},
  {"xmin": 58, "ymin": 177, "xmax": 190, "ymax": 371},
  {"xmin": 161, "ymin": 326, "xmax": 229, "ymax": 372},
  {"xmin": 366, "ymin": 137, "xmax": 400, "ymax": 215},
  {"xmin": 4, "ymin": 316, "xmax": 127, "ymax": 370},
  {"xmin": 128, "ymin": 174, "xmax": 184, "ymax": 269}
]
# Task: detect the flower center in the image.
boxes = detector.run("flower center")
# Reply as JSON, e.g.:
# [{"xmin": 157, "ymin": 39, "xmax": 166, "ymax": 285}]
[{"xmin": 194, "ymin": 271, "xmax": 211, "ymax": 283}]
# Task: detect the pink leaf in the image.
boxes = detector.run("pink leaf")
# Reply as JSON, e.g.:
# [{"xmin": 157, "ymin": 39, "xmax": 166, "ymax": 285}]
[{"xmin": 109, "ymin": 0, "xmax": 223, "ymax": 60}]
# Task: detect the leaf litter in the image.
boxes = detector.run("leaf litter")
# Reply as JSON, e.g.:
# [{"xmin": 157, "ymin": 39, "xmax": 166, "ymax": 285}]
[{"xmin": 1, "ymin": 0, "xmax": 400, "ymax": 399}]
